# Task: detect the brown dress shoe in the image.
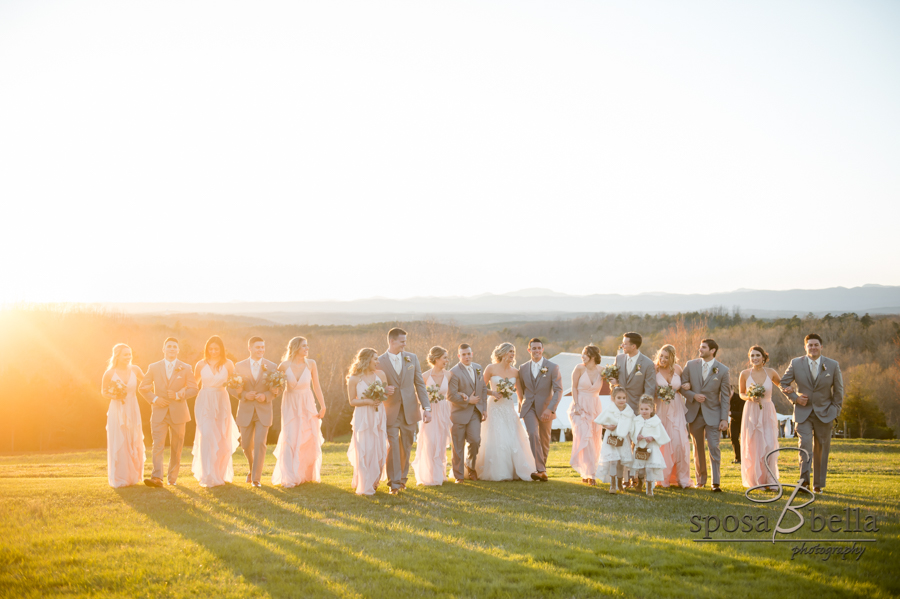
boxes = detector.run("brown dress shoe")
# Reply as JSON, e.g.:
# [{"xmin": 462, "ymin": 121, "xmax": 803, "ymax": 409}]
[
  {"xmin": 454, "ymin": 478, "xmax": 464, "ymax": 484},
  {"xmin": 389, "ymin": 488, "xmax": 401, "ymax": 495},
  {"xmin": 144, "ymin": 477, "xmax": 164, "ymax": 488}
]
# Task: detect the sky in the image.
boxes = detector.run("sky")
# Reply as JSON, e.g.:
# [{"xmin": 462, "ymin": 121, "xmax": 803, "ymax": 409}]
[{"xmin": 1, "ymin": 0, "xmax": 899, "ymax": 303}]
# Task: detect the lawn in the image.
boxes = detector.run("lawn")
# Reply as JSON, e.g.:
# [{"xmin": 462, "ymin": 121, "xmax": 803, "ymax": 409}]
[{"xmin": 0, "ymin": 438, "xmax": 897, "ymax": 598}]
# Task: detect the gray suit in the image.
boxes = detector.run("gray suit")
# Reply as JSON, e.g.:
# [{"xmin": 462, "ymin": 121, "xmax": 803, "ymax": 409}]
[
  {"xmin": 378, "ymin": 351, "xmax": 431, "ymax": 489},
  {"xmin": 681, "ymin": 358, "xmax": 731, "ymax": 486},
  {"xmin": 614, "ymin": 352, "xmax": 657, "ymax": 414},
  {"xmin": 139, "ymin": 359, "xmax": 198, "ymax": 483},
  {"xmin": 780, "ymin": 356, "xmax": 843, "ymax": 488},
  {"xmin": 228, "ymin": 358, "xmax": 278, "ymax": 483},
  {"xmin": 517, "ymin": 358, "xmax": 562, "ymax": 474},
  {"xmin": 447, "ymin": 362, "xmax": 487, "ymax": 480}
]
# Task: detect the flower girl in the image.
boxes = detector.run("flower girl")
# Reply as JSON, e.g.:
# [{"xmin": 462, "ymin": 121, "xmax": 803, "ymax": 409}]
[
  {"xmin": 631, "ymin": 395, "xmax": 671, "ymax": 497},
  {"xmin": 595, "ymin": 387, "xmax": 635, "ymax": 494}
]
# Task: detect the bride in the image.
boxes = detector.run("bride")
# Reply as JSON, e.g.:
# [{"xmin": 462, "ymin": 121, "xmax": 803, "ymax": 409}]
[{"xmin": 475, "ymin": 342, "xmax": 537, "ymax": 481}]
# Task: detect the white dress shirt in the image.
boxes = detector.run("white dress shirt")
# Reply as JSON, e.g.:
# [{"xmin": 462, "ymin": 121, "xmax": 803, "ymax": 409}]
[
  {"xmin": 626, "ymin": 352, "xmax": 641, "ymax": 376},
  {"xmin": 389, "ymin": 352, "xmax": 402, "ymax": 375},
  {"xmin": 808, "ymin": 357, "xmax": 820, "ymax": 381},
  {"xmin": 702, "ymin": 358, "xmax": 715, "ymax": 381},
  {"xmin": 164, "ymin": 359, "xmax": 176, "ymax": 379}
]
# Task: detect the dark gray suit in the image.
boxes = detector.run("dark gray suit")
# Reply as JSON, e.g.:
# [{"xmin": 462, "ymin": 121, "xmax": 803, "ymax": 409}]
[
  {"xmin": 681, "ymin": 358, "xmax": 731, "ymax": 486},
  {"xmin": 378, "ymin": 351, "xmax": 430, "ymax": 490},
  {"xmin": 780, "ymin": 356, "xmax": 843, "ymax": 488},
  {"xmin": 447, "ymin": 362, "xmax": 487, "ymax": 480},
  {"xmin": 517, "ymin": 358, "xmax": 562, "ymax": 473}
]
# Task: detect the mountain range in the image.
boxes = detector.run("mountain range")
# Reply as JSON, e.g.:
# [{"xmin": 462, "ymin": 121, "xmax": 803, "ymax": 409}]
[{"xmin": 102, "ymin": 285, "xmax": 900, "ymax": 326}]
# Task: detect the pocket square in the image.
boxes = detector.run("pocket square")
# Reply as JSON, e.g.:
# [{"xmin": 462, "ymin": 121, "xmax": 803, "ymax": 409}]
[
  {"xmin": 407, "ymin": 365, "xmax": 413, "ymax": 370},
  {"xmin": 826, "ymin": 374, "xmax": 831, "ymax": 377}
]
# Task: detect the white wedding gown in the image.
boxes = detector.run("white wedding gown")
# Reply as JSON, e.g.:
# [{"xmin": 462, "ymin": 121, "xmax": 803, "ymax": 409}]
[{"xmin": 474, "ymin": 376, "xmax": 537, "ymax": 481}]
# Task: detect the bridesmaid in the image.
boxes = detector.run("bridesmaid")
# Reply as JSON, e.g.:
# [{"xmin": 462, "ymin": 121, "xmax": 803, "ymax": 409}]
[
  {"xmin": 346, "ymin": 348, "xmax": 389, "ymax": 495},
  {"xmin": 653, "ymin": 344, "xmax": 693, "ymax": 489},
  {"xmin": 738, "ymin": 345, "xmax": 781, "ymax": 489},
  {"xmin": 273, "ymin": 336, "xmax": 327, "ymax": 487},
  {"xmin": 100, "ymin": 344, "xmax": 146, "ymax": 488},
  {"xmin": 411, "ymin": 346, "xmax": 453, "ymax": 486},
  {"xmin": 191, "ymin": 336, "xmax": 240, "ymax": 488},
  {"xmin": 568, "ymin": 344, "xmax": 605, "ymax": 485}
]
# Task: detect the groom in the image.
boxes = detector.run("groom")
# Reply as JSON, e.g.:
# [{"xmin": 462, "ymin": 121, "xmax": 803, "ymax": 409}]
[
  {"xmin": 228, "ymin": 336, "xmax": 278, "ymax": 488},
  {"xmin": 447, "ymin": 343, "xmax": 487, "ymax": 483},
  {"xmin": 780, "ymin": 333, "xmax": 843, "ymax": 493},
  {"xmin": 516, "ymin": 338, "xmax": 562, "ymax": 482},
  {"xmin": 378, "ymin": 328, "xmax": 431, "ymax": 495},
  {"xmin": 139, "ymin": 337, "xmax": 198, "ymax": 487}
]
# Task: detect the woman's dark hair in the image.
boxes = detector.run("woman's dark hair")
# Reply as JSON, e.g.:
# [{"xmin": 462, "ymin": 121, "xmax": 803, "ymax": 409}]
[
  {"xmin": 582, "ymin": 344, "xmax": 601, "ymax": 365},
  {"xmin": 748, "ymin": 345, "xmax": 768, "ymax": 364}
]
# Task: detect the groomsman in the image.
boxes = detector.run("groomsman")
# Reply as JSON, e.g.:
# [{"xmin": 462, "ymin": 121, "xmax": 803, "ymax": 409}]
[
  {"xmin": 447, "ymin": 343, "xmax": 487, "ymax": 483},
  {"xmin": 516, "ymin": 338, "xmax": 562, "ymax": 482},
  {"xmin": 779, "ymin": 333, "xmax": 843, "ymax": 493},
  {"xmin": 607, "ymin": 332, "xmax": 656, "ymax": 414},
  {"xmin": 378, "ymin": 328, "xmax": 431, "ymax": 495},
  {"xmin": 139, "ymin": 338, "xmax": 198, "ymax": 487},
  {"xmin": 681, "ymin": 338, "xmax": 731, "ymax": 491},
  {"xmin": 229, "ymin": 336, "xmax": 278, "ymax": 488}
]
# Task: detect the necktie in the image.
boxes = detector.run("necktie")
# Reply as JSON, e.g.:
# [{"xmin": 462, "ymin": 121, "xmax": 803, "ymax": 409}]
[
  {"xmin": 392, "ymin": 355, "xmax": 401, "ymax": 375},
  {"xmin": 252, "ymin": 362, "xmax": 260, "ymax": 379},
  {"xmin": 533, "ymin": 362, "xmax": 539, "ymax": 378},
  {"xmin": 166, "ymin": 362, "xmax": 173, "ymax": 379},
  {"xmin": 466, "ymin": 366, "xmax": 474, "ymax": 384},
  {"xmin": 702, "ymin": 362, "xmax": 709, "ymax": 381},
  {"xmin": 810, "ymin": 360, "xmax": 818, "ymax": 381},
  {"xmin": 627, "ymin": 357, "xmax": 634, "ymax": 376}
]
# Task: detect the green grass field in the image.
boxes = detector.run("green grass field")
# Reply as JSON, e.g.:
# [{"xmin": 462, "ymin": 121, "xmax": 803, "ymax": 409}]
[{"xmin": 1, "ymin": 438, "xmax": 897, "ymax": 598}]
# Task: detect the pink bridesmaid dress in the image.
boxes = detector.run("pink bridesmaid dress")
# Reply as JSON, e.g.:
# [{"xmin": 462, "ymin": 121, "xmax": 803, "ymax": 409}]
[
  {"xmin": 106, "ymin": 370, "xmax": 145, "ymax": 488},
  {"xmin": 347, "ymin": 375, "xmax": 388, "ymax": 495},
  {"xmin": 740, "ymin": 370, "xmax": 780, "ymax": 487},
  {"xmin": 273, "ymin": 360, "xmax": 324, "ymax": 487},
  {"xmin": 192, "ymin": 364, "xmax": 240, "ymax": 487},
  {"xmin": 655, "ymin": 371, "xmax": 693, "ymax": 488},
  {"xmin": 411, "ymin": 371, "xmax": 452, "ymax": 486},
  {"xmin": 568, "ymin": 369, "xmax": 603, "ymax": 479}
]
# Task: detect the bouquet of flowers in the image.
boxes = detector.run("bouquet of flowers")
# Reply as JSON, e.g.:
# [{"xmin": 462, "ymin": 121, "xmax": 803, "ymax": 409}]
[
  {"xmin": 601, "ymin": 364, "xmax": 620, "ymax": 382},
  {"xmin": 362, "ymin": 379, "xmax": 387, "ymax": 412},
  {"xmin": 226, "ymin": 374, "xmax": 244, "ymax": 390},
  {"xmin": 426, "ymin": 385, "xmax": 445, "ymax": 402},
  {"xmin": 494, "ymin": 378, "xmax": 515, "ymax": 402},
  {"xmin": 265, "ymin": 370, "xmax": 286, "ymax": 391},
  {"xmin": 747, "ymin": 383, "xmax": 766, "ymax": 409},
  {"xmin": 106, "ymin": 380, "xmax": 127, "ymax": 402},
  {"xmin": 658, "ymin": 385, "xmax": 676, "ymax": 403}
]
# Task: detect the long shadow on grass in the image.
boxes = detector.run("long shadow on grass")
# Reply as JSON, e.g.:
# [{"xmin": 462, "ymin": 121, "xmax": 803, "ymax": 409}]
[{"xmin": 118, "ymin": 484, "xmax": 363, "ymax": 598}]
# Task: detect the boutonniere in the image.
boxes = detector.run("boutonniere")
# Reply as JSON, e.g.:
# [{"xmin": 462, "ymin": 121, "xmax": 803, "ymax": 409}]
[
  {"xmin": 713, "ymin": 367, "xmax": 719, "ymax": 374},
  {"xmin": 174, "ymin": 365, "xmax": 184, "ymax": 373},
  {"xmin": 404, "ymin": 356, "xmax": 411, "ymax": 363},
  {"xmin": 822, "ymin": 364, "xmax": 827, "ymax": 372},
  {"xmin": 540, "ymin": 367, "xmax": 548, "ymax": 375},
  {"xmin": 635, "ymin": 364, "xmax": 641, "ymax": 373},
  {"xmin": 475, "ymin": 367, "xmax": 482, "ymax": 376}
]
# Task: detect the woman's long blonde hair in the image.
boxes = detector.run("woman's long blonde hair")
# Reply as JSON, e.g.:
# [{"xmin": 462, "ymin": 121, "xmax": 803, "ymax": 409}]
[
  {"xmin": 347, "ymin": 348, "xmax": 378, "ymax": 379},
  {"xmin": 107, "ymin": 343, "xmax": 131, "ymax": 371},
  {"xmin": 491, "ymin": 342, "xmax": 516, "ymax": 366},
  {"xmin": 282, "ymin": 336, "xmax": 308, "ymax": 362},
  {"xmin": 654, "ymin": 344, "xmax": 677, "ymax": 370}
]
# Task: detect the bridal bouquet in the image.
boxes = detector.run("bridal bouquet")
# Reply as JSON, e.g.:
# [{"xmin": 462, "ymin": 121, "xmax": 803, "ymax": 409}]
[
  {"xmin": 265, "ymin": 370, "xmax": 286, "ymax": 391},
  {"xmin": 106, "ymin": 380, "xmax": 127, "ymax": 402},
  {"xmin": 426, "ymin": 385, "xmax": 445, "ymax": 402},
  {"xmin": 362, "ymin": 380, "xmax": 387, "ymax": 411},
  {"xmin": 601, "ymin": 364, "xmax": 619, "ymax": 382},
  {"xmin": 226, "ymin": 374, "xmax": 244, "ymax": 390},
  {"xmin": 658, "ymin": 385, "xmax": 676, "ymax": 403},
  {"xmin": 495, "ymin": 378, "xmax": 515, "ymax": 402},
  {"xmin": 747, "ymin": 383, "xmax": 766, "ymax": 409}
]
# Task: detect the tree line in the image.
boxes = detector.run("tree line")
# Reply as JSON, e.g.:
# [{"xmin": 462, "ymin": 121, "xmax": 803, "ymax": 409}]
[{"xmin": 0, "ymin": 305, "xmax": 896, "ymax": 453}]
